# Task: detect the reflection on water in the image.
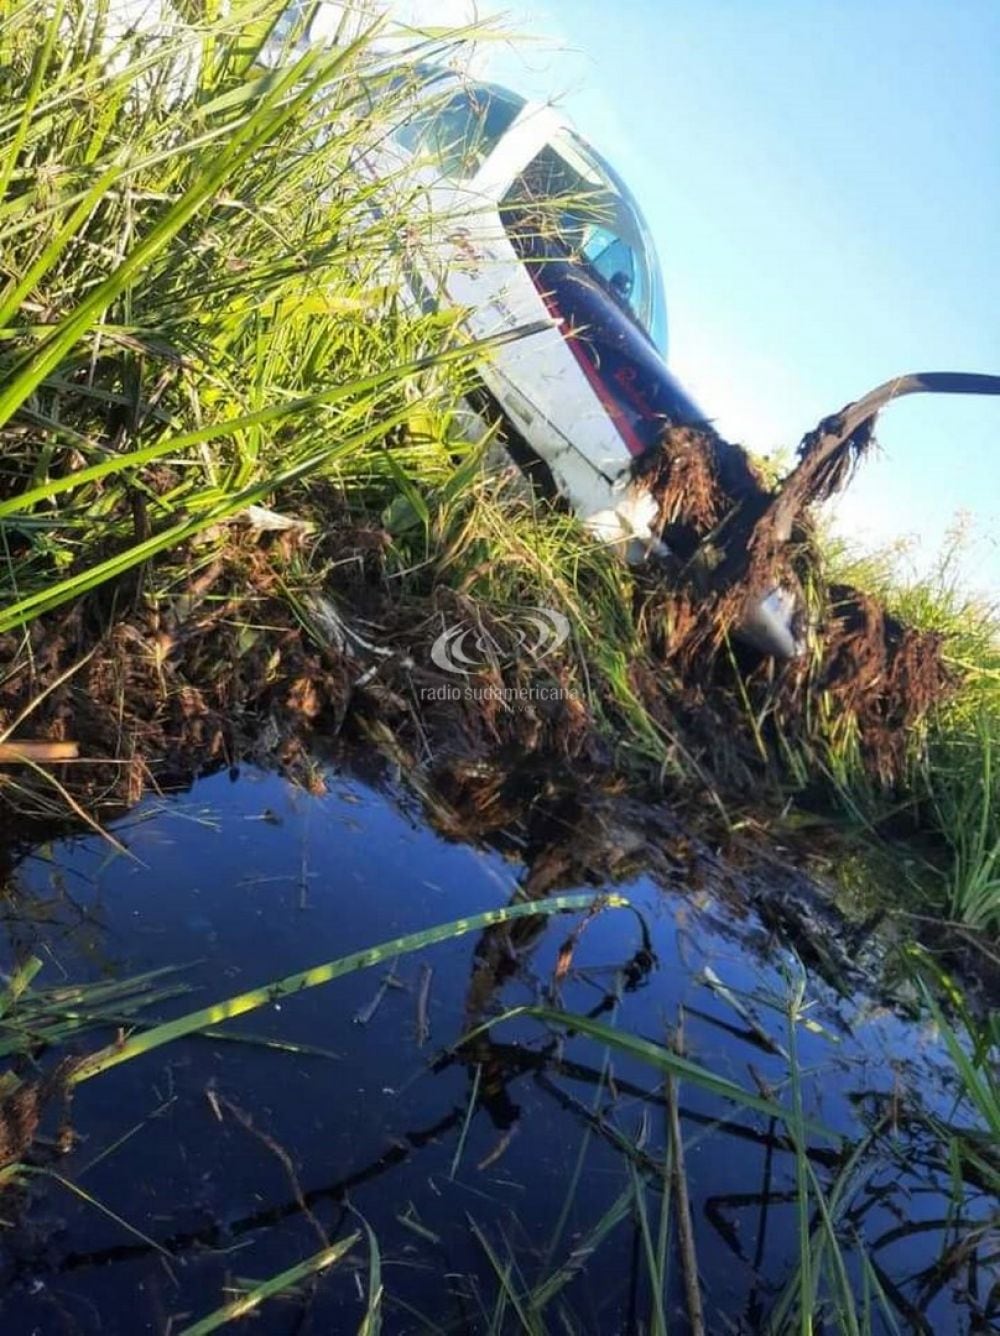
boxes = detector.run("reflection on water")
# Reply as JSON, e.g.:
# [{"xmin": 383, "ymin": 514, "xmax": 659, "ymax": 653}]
[{"xmin": 0, "ymin": 764, "xmax": 993, "ymax": 1334}]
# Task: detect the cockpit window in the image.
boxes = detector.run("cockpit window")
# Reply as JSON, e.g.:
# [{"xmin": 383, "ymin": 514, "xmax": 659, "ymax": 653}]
[
  {"xmin": 501, "ymin": 131, "xmax": 667, "ymax": 353},
  {"xmin": 392, "ymin": 79, "xmax": 525, "ymax": 180}
]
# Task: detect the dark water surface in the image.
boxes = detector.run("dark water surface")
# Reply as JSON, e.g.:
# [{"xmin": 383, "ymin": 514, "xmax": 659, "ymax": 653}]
[{"xmin": 0, "ymin": 764, "xmax": 991, "ymax": 1334}]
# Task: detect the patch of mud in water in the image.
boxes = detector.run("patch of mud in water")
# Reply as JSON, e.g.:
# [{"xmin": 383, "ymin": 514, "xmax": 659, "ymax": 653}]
[{"xmin": 0, "ymin": 763, "xmax": 994, "ymax": 1334}]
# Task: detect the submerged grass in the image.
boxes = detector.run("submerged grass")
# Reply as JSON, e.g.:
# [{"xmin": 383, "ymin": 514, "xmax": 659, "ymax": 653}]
[
  {"xmin": 0, "ymin": 894, "xmax": 626, "ymax": 1327},
  {"xmin": 0, "ymin": 958, "xmax": 193, "ymax": 1056},
  {"xmin": 176, "ymin": 1230, "xmax": 360, "ymax": 1336},
  {"xmin": 474, "ymin": 1004, "xmax": 835, "ymax": 1134},
  {"xmin": 478, "ymin": 961, "xmax": 998, "ymax": 1334}
]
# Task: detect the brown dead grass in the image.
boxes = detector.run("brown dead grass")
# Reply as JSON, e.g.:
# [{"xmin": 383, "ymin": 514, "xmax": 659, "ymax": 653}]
[
  {"xmin": 0, "ymin": 1083, "xmax": 42, "ymax": 1170},
  {"xmin": 0, "ymin": 522, "xmax": 608, "ymax": 832}
]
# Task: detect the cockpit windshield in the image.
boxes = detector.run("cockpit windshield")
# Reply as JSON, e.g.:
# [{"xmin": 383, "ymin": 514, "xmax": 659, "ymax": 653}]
[
  {"xmin": 502, "ymin": 129, "xmax": 668, "ymax": 353},
  {"xmin": 391, "ymin": 75, "xmax": 526, "ymax": 182},
  {"xmin": 388, "ymin": 69, "xmax": 668, "ymax": 353}
]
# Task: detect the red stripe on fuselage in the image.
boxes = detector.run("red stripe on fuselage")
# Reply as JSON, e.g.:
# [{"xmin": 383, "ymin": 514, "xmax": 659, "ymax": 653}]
[{"xmin": 532, "ymin": 281, "xmax": 648, "ymax": 460}]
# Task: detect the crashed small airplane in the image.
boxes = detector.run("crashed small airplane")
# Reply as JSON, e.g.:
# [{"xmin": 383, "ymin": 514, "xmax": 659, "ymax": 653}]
[{"xmin": 361, "ymin": 68, "xmax": 999, "ymax": 658}]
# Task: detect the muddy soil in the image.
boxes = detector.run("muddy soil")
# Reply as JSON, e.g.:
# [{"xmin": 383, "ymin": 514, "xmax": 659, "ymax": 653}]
[{"xmin": 0, "ymin": 521, "xmax": 952, "ymax": 834}]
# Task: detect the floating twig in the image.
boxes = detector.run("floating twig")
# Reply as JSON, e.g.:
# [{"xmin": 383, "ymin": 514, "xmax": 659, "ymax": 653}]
[
  {"xmin": 216, "ymin": 1090, "xmax": 328, "ymax": 1250},
  {"xmin": 354, "ymin": 957, "xmax": 401, "ymax": 1026},
  {"xmin": 415, "ymin": 962, "xmax": 433, "ymax": 1048},
  {"xmin": 476, "ymin": 1124, "xmax": 516, "ymax": 1172}
]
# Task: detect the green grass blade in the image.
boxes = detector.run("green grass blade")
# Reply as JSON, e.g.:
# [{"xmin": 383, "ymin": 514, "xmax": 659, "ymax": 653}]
[
  {"xmin": 450, "ymin": 1061, "xmax": 482, "ymax": 1180},
  {"xmin": 480, "ymin": 1006, "xmax": 840, "ymax": 1140},
  {"xmin": 528, "ymin": 1183, "xmax": 633, "ymax": 1316},
  {"xmin": 0, "ymin": 405, "xmax": 417, "ymax": 630},
  {"xmin": 0, "ymin": 158, "xmax": 125, "ymax": 330},
  {"xmin": 355, "ymin": 1209, "xmax": 384, "ymax": 1336},
  {"xmin": 468, "ymin": 1216, "xmax": 537, "ymax": 1336},
  {"xmin": 177, "ymin": 1232, "xmax": 360, "ymax": 1336},
  {"xmin": 0, "ymin": 322, "xmax": 544, "ymax": 524},
  {"xmin": 787, "ymin": 997, "xmax": 814, "ymax": 1336},
  {"xmin": 0, "ymin": 39, "xmax": 357, "ymax": 430},
  {"xmin": 14, "ymin": 1164, "xmax": 169, "ymax": 1257},
  {"xmin": 629, "ymin": 1163, "xmax": 668, "ymax": 1336},
  {"xmin": 0, "ymin": 0, "xmax": 66, "ymax": 204},
  {"xmin": 69, "ymin": 894, "xmax": 628, "ymax": 1083},
  {"xmin": 919, "ymin": 982, "xmax": 999, "ymax": 1135},
  {"xmin": 0, "ymin": 956, "xmax": 43, "ymax": 1018}
]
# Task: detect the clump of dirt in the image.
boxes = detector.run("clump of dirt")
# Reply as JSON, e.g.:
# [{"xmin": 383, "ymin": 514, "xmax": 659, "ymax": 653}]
[
  {"xmin": 0, "ymin": 1063, "xmax": 74, "ymax": 1177},
  {"xmin": 807, "ymin": 585, "xmax": 955, "ymax": 783},
  {"xmin": 634, "ymin": 387, "xmax": 960, "ymax": 782},
  {"xmin": 633, "ymin": 425, "xmax": 728, "ymax": 547}
]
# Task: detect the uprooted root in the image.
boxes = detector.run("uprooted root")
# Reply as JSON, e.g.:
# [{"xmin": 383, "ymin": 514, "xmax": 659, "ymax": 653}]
[
  {"xmin": 707, "ymin": 371, "xmax": 1000, "ymax": 598},
  {"xmin": 631, "ymin": 374, "xmax": 1000, "ymax": 778}
]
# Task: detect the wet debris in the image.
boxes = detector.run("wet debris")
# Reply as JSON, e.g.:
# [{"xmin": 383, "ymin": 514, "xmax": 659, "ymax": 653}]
[
  {"xmin": 0, "ymin": 1063, "xmax": 76, "ymax": 1182},
  {"xmin": 812, "ymin": 584, "xmax": 955, "ymax": 783},
  {"xmin": 633, "ymin": 423, "xmax": 730, "ymax": 548},
  {"xmin": 0, "ymin": 1082, "xmax": 43, "ymax": 1172}
]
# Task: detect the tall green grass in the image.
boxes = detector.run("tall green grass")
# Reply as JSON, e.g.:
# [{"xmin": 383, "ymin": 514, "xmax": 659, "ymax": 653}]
[
  {"xmin": 0, "ymin": 0, "xmax": 494, "ymax": 631},
  {"xmin": 1, "ymin": 1, "xmax": 631, "ymax": 786}
]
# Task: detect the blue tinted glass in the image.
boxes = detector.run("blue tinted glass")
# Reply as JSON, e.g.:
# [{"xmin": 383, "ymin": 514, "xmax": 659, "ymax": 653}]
[
  {"xmin": 393, "ymin": 80, "xmax": 525, "ymax": 180},
  {"xmin": 502, "ymin": 131, "xmax": 668, "ymax": 354},
  {"xmin": 581, "ymin": 227, "xmax": 645, "ymax": 324},
  {"xmin": 647, "ymin": 260, "xmax": 668, "ymax": 355}
]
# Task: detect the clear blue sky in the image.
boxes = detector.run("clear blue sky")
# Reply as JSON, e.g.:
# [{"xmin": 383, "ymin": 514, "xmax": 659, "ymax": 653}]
[{"xmin": 468, "ymin": 1, "xmax": 999, "ymax": 592}]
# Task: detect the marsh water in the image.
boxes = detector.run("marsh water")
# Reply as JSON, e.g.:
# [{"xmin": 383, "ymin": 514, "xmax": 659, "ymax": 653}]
[{"xmin": 0, "ymin": 760, "xmax": 994, "ymax": 1334}]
